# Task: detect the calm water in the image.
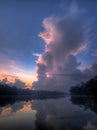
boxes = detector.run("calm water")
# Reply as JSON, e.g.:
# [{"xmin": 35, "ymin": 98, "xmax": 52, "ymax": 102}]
[{"xmin": 0, "ymin": 96, "xmax": 97, "ymax": 130}]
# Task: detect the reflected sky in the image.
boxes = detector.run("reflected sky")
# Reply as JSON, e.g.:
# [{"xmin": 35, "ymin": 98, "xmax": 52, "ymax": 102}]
[
  {"xmin": 0, "ymin": 101, "xmax": 36, "ymax": 130},
  {"xmin": 0, "ymin": 97, "xmax": 97, "ymax": 130}
]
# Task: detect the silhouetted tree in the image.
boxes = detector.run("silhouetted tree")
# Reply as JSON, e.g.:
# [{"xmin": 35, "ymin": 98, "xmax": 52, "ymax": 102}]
[{"xmin": 70, "ymin": 75, "xmax": 97, "ymax": 96}]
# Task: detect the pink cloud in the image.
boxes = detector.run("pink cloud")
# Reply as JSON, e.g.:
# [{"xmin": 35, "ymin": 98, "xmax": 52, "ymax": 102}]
[
  {"xmin": 71, "ymin": 44, "xmax": 87, "ymax": 56},
  {"xmin": 32, "ymin": 53, "xmax": 42, "ymax": 57},
  {"xmin": 33, "ymin": 7, "xmax": 96, "ymax": 91},
  {"xmin": 0, "ymin": 53, "xmax": 37, "ymax": 88}
]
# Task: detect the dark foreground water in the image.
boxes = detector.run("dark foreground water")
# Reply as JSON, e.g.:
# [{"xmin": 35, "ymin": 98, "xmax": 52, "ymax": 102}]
[{"xmin": 0, "ymin": 96, "xmax": 97, "ymax": 130}]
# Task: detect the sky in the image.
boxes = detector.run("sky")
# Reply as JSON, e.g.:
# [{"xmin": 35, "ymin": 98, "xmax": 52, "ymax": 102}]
[{"xmin": 0, "ymin": 0, "xmax": 97, "ymax": 91}]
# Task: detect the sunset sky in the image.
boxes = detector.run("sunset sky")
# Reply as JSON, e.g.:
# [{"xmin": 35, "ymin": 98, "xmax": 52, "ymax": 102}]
[{"xmin": 0, "ymin": 0, "xmax": 97, "ymax": 90}]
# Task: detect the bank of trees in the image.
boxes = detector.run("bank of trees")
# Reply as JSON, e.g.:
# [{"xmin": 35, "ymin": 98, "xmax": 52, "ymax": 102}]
[{"xmin": 70, "ymin": 76, "xmax": 97, "ymax": 96}]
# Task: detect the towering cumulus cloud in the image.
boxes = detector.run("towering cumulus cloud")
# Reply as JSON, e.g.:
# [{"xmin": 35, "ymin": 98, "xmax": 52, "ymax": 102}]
[{"xmin": 33, "ymin": 8, "xmax": 97, "ymax": 91}]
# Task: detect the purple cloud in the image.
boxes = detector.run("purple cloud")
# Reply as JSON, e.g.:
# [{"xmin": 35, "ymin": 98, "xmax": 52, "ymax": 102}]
[{"xmin": 33, "ymin": 6, "xmax": 97, "ymax": 91}]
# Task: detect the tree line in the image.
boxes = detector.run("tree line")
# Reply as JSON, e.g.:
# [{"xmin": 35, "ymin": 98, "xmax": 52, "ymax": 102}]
[{"xmin": 70, "ymin": 76, "xmax": 97, "ymax": 96}]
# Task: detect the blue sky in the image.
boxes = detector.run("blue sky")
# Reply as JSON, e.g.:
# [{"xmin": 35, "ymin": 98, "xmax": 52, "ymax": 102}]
[{"xmin": 0, "ymin": 0, "xmax": 97, "ymax": 89}]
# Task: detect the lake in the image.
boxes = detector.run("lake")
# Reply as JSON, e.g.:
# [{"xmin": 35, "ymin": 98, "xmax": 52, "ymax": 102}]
[{"xmin": 0, "ymin": 96, "xmax": 97, "ymax": 130}]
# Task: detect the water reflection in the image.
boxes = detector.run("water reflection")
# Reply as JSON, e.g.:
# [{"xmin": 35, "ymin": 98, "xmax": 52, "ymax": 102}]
[
  {"xmin": 0, "ymin": 101, "xmax": 36, "ymax": 130},
  {"xmin": 0, "ymin": 97, "xmax": 97, "ymax": 130},
  {"xmin": 70, "ymin": 95, "xmax": 97, "ymax": 114}
]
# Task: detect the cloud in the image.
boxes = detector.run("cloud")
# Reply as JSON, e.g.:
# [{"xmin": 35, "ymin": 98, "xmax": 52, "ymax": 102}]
[
  {"xmin": 0, "ymin": 74, "xmax": 19, "ymax": 80},
  {"xmin": 11, "ymin": 79, "xmax": 26, "ymax": 89},
  {"xmin": 0, "ymin": 77, "xmax": 26, "ymax": 89},
  {"xmin": 32, "ymin": 53, "xmax": 42, "ymax": 57},
  {"xmin": 89, "ymin": 62, "xmax": 97, "ymax": 76},
  {"xmin": 71, "ymin": 44, "xmax": 87, "ymax": 56},
  {"xmin": 92, "ymin": 50, "xmax": 97, "ymax": 56},
  {"xmin": 0, "ymin": 53, "xmax": 36, "ymax": 87},
  {"xmin": 32, "ymin": 6, "xmax": 85, "ymax": 91},
  {"xmin": 33, "ymin": 5, "xmax": 97, "ymax": 91},
  {"xmin": 84, "ymin": 122, "xmax": 97, "ymax": 130},
  {"xmin": 0, "ymin": 78, "xmax": 8, "ymax": 84}
]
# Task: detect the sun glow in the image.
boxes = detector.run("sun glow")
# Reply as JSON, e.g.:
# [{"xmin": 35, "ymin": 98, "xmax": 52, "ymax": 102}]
[{"xmin": 0, "ymin": 72, "xmax": 37, "ymax": 89}]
